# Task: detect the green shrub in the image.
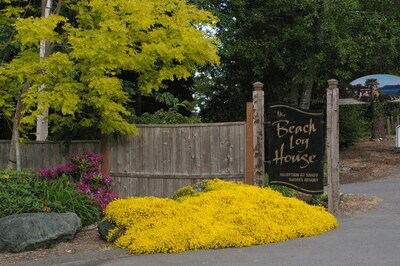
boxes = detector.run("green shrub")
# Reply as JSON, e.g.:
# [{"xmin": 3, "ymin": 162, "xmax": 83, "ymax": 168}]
[
  {"xmin": 0, "ymin": 169, "xmax": 100, "ymax": 226},
  {"xmin": 305, "ymin": 193, "xmax": 329, "ymax": 208},
  {"xmin": 0, "ymin": 168, "xmax": 36, "ymax": 179},
  {"xmin": 305, "ymin": 193, "xmax": 344, "ymax": 208},
  {"xmin": 173, "ymin": 186, "xmax": 197, "ymax": 201},
  {"xmin": 263, "ymin": 173, "xmax": 296, "ymax": 197},
  {"xmin": 339, "ymin": 105, "xmax": 370, "ymax": 148}
]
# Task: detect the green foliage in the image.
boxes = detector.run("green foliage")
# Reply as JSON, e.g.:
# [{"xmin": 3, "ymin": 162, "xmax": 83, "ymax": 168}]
[
  {"xmin": 136, "ymin": 106, "xmax": 201, "ymax": 124},
  {"xmin": 134, "ymin": 91, "xmax": 201, "ymax": 124},
  {"xmin": 0, "ymin": 169, "xmax": 100, "ymax": 226},
  {"xmin": 0, "ymin": 0, "xmax": 219, "ymax": 138},
  {"xmin": 0, "ymin": 168, "xmax": 35, "ymax": 179},
  {"xmin": 173, "ymin": 186, "xmax": 197, "ymax": 201},
  {"xmin": 192, "ymin": 0, "xmax": 400, "ymax": 122},
  {"xmin": 264, "ymin": 173, "xmax": 296, "ymax": 198},
  {"xmin": 305, "ymin": 193, "xmax": 344, "ymax": 208},
  {"xmin": 305, "ymin": 193, "xmax": 329, "ymax": 208},
  {"xmin": 339, "ymin": 105, "xmax": 370, "ymax": 147},
  {"xmin": 269, "ymin": 184, "xmax": 297, "ymax": 198}
]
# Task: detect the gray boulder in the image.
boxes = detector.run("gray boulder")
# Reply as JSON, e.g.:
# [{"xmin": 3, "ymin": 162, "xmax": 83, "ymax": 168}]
[
  {"xmin": 0, "ymin": 212, "xmax": 82, "ymax": 253},
  {"xmin": 98, "ymin": 219, "xmax": 115, "ymax": 241}
]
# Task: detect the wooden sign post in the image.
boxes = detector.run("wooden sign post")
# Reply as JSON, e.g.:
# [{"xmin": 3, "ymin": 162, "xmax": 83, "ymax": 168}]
[
  {"xmin": 326, "ymin": 79, "xmax": 340, "ymax": 215},
  {"xmin": 253, "ymin": 81, "xmax": 265, "ymax": 187}
]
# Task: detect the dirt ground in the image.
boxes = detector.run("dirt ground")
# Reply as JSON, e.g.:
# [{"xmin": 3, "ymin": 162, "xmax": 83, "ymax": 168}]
[
  {"xmin": 333, "ymin": 138, "xmax": 399, "ymax": 217},
  {"xmin": 0, "ymin": 229, "xmax": 113, "ymax": 265},
  {"xmin": 1, "ymin": 139, "xmax": 399, "ymax": 265},
  {"xmin": 339, "ymin": 138, "xmax": 400, "ymax": 184}
]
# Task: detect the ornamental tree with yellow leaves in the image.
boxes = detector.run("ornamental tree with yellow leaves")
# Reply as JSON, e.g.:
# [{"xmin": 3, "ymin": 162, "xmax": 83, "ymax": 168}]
[{"xmin": 0, "ymin": 0, "xmax": 219, "ymax": 168}]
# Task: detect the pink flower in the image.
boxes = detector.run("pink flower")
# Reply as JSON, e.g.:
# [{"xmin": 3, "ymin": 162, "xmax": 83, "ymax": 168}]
[
  {"xmin": 39, "ymin": 151, "xmax": 119, "ymax": 211},
  {"xmin": 91, "ymin": 189, "xmax": 119, "ymax": 211},
  {"xmin": 39, "ymin": 168, "xmax": 58, "ymax": 179},
  {"xmin": 77, "ymin": 181, "xmax": 92, "ymax": 194},
  {"xmin": 102, "ymin": 175, "xmax": 114, "ymax": 187},
  {"xmin": 83, "ymin": 172, "xmax": 93, "ymax": 181},
  {"xmin": 56, "ymin": 164, "xmax": 76, "ymax": 175}
]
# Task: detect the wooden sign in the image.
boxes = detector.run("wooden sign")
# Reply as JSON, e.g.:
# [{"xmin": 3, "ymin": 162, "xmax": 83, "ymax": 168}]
[{"xmin": 266, "ymin": 104, "xmax": 324, "ymax": 194}]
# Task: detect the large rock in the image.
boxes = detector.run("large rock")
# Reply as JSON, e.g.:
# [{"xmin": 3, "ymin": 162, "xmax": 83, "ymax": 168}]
[{"xmin": 0, "ymin": 212, "xmax": 81, "ymax": 253}]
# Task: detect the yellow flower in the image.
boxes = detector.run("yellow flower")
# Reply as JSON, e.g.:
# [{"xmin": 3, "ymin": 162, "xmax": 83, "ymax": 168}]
[{"xmin": 105, "ymin": 179, "xmax": 338, "ymax": 254}]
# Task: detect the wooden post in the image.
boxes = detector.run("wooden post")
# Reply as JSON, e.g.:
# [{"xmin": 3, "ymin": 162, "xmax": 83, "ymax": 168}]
[
  {"xmin": 253, "ymin": 81, "xmax": 265, "ymax": 186},
  {"xmin": 326, "ymin": 79, "xmax": 340, "ymax": 215},
  {"xmin": 246, "ymin": 102, "xmax": 254, "ymax": 185},
  {"xmin": 391, "ymin": 116, "xmax": 394, "ymax": 135},
  {"xmin": 100, "ymin": 134, "xmax": 110, "ymax": 174}
]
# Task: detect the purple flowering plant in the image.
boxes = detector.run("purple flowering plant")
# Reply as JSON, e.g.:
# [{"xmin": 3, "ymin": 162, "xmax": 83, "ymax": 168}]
[{"xmin": 39, "ymin": 151, "xmax": 118, "ymax": 211}]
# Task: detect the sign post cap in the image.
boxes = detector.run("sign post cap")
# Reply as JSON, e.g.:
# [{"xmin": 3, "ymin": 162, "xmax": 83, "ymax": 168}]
[
  {"xmin": 253, "ymin": 81, "xmax": 264, "ymax": 91},
  {"xmin": 328, "ymin": 79, "xmax": 339, "ymax": 88}
]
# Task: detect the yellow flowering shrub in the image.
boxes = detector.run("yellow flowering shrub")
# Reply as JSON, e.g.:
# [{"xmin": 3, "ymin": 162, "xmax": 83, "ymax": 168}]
[{"xmin": 104, "ymin": 179, "xmax": 338, "ymax": 254}]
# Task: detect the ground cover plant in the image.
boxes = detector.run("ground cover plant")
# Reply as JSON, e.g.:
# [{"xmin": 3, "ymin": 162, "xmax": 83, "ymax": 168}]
[{"xmin": 105, "ymin": 179, "xmax": 338, "ymax": 254}]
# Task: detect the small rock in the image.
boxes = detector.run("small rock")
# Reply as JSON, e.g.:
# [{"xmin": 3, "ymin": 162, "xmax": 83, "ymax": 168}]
[{"xmin": 98, "ymin": 219, "xmax": 115, "ymax": 241}]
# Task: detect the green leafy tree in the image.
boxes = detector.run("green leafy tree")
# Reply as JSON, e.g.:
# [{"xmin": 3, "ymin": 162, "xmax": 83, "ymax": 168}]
[
  {"xmin": 192, "ymin": 0, "xmax": 325, "ymax": 121},
  {"xmin": 191, "ymin": 0, "xmax": 400, "ymax": 123},
  {"xmin": 0, "ymin": 0, "xmax": 219, "ymax": 169}
]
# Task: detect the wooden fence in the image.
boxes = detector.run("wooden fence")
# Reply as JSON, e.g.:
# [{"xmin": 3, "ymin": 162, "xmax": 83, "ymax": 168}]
[
  {"xmin": 107, "ymin": 123, "xmax": 246, "ymax": 198},
  {"xmin": 0, "ymin": 140, "xmax": 100, "ymax": 170},
  {"xmin": 0, "ymin": 122, "xmax": 248, "ymax": 198},
  {"xmin": 386, "ymin": 115, "xmax": 400, "ymax": 135}
]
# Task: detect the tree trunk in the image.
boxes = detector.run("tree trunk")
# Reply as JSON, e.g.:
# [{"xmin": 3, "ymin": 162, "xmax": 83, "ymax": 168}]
[
  {"xmin": 7, "ymin": 97, "xmax": 23, "ymax": 170},
  {"xmin": 372, "ymin": 103, "xmax": 385, "ymax": 140},
  {"xmin": 36, "ymin": 0, "xmax": 52, "ymax": 141},
  {"xmin": 299, "ymin": 79, "xmax": 313, "ymax": 110},
  {"xmin": 7, "ymin": 82, "xmax": 30, "ymax": 170}
]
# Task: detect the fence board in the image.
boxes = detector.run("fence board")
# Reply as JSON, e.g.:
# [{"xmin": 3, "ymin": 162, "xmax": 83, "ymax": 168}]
[
  {"xmin": 169, "ymin": 128, "xmax": 177, "ymax": 175},
  {"xmin": 162, "ymin": 127, "xmax": 171, "ymax": 174},
  {"xmin": 200, "ymin": 126, "xmax": 211, "ymax": 175},
  {"xmin": 239, "ymin": 123, "xmax": 246, "ymax": 174},
  {"xmin": 181, "ymin": 127, "xmax": 191, "ymax": 175},
  {"xmin": 191, "ymin": 126, "xmax": 201, "ymax": 175},
  {"xmin": 219, "ymin": 125, "xmax": 229, "ymax": 174}
]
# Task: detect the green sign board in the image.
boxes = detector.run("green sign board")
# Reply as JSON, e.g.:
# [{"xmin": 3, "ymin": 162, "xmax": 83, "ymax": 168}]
[{"xmin": 266, "ymin": 104, "xmax": 324, "ymax": 194}]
